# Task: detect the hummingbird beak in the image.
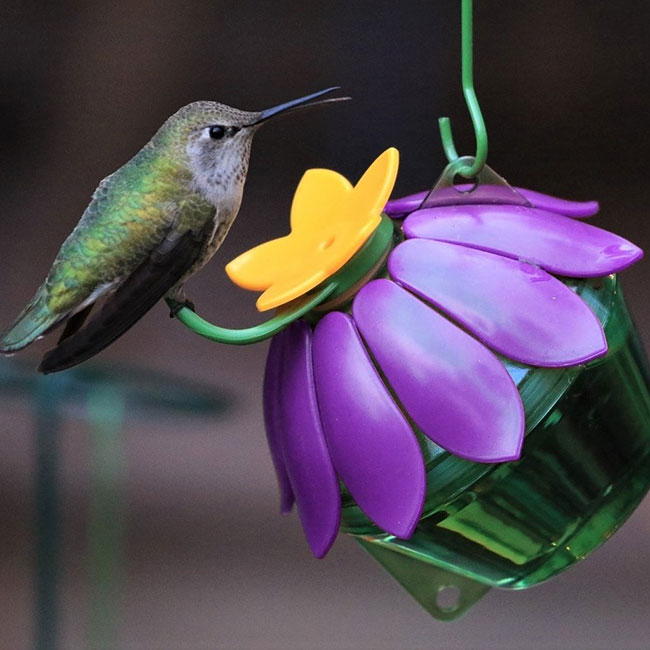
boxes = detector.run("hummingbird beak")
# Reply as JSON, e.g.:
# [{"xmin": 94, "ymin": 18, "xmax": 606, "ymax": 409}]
[{"xmin": 248, "ymin": 87, "xmax": 350, "ymax": 126}]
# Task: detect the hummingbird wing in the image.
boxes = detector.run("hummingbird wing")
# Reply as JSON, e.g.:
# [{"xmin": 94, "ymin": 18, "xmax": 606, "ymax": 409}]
[
  {"xmin": 56, "ymin": 304, "xmax": 94, "ymax": 343},
  {"xmin": 37, "ymin": 221, "xmax": 212, "ymax": 374}
]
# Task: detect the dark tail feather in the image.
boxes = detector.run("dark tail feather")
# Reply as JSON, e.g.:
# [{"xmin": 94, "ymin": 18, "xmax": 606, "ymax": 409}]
[{"xmin": 38, "ymin": 228, "xmax": 207, "ymax": 374}]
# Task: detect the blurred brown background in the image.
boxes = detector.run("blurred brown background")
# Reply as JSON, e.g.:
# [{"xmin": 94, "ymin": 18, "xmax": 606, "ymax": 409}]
[{"xmin": 1, "ymin": 1, "xmax": 650, "ymax": 648}]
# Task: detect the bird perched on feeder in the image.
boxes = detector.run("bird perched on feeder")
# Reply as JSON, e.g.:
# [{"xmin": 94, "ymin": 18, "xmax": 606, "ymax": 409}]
[{"xmin": 0, "ymin": 87, "xmax": 347, "ymax": 373}]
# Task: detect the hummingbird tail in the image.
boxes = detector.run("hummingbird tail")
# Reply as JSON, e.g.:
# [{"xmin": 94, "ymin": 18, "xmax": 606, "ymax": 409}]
[{"xmin": 0, "ymin": 289, "xmax": 61, "ymax": 353}]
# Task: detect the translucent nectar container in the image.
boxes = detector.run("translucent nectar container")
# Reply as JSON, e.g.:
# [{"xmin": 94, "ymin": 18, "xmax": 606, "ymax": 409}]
[{"xmin": 344, "ymin": 274, "xmax": 650, "ymax": 619}]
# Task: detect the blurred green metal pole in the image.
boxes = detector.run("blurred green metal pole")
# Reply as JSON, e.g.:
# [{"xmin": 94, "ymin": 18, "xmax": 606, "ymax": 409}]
[
  {"xmin": 86, "ymin": 385, "xmax": 125, "ymax": 650},
  {"xmin": 34, "ymin": 375, "xmax": 68, "ymax": 650}
]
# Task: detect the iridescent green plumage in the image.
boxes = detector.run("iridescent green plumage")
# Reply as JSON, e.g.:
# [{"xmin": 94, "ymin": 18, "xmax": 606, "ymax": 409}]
[
  {"xmin": 0, "ymin": 99, "xmax": 259, "ymax": 366},
  {"xmin": 45, "ymin": 146, "xmax": 215, "ymax": 313},
  {"xmin": 0, "ymin": 87, "xmax": 345, "ymax": 372}
]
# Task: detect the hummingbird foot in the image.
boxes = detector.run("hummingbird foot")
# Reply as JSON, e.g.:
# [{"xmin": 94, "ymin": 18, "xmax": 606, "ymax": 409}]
[
  {"xmin": 167, "ymin": 286, "xmax": 196, "ymax": 317},
  {"xmin": 168, "ymin": 298, "xmax": 196, "ymax": 317}
]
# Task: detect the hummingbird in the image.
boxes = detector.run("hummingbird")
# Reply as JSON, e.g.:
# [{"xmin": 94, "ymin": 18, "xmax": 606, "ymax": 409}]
[{"xmin": 0, "ymin": 87, "xmax": 348, "ymax": 374}]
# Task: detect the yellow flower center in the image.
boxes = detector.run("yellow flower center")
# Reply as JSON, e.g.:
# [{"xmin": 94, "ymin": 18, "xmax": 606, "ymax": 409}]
[{"xmin": 226, "ymin": 148, "xmax": 399, "ymax": 311}]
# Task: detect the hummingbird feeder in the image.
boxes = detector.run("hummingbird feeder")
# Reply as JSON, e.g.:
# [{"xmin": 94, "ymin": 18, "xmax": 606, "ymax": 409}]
[{"xmin": 169, "ymin": 0, "xmax": 650, "ymax": 620}]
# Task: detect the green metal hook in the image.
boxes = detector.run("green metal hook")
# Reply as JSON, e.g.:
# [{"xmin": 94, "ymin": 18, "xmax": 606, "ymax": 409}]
[{"xmin": 438, "ymin": 0, "xmax": 488, "ymax": 179}]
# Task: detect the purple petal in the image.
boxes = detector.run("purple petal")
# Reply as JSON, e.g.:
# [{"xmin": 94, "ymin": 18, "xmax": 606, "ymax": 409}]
[
  {"xmin": 275, "ymin": 322, "xmax": 340, "ymax": 558},
  {"xmin": 403, "ymin": 204, "xmax": 643, "ymax": 277},
  {"xmin": 312, "ymin": 312, "xmax": 425, "ymax": 538},
  {"xmin": 353, "ymin": 280, "xmax": 524, "ymax": 463},
  {"xmin": 263, "ymin": 334, "xmax": 295, "ymax": 514},
  {"xmin": 517, "ymin": 187, "xmax": 599, "ymax": 219},
  {"xmin": 389, "ymin": 239, "xmax": 608, "ymax": 367},
  {"xmin": 385, "ymin": 187, "xmax": 599, "ymax": 219}
]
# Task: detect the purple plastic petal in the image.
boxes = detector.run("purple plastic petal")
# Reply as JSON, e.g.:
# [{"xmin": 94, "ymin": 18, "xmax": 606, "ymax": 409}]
[
  {"xmin": 403, "ymin": 204, "xmax": 643, "ymax": 277},
  {"xmin": 312, "ymin": 312, "xmax": 425, "ymax": 538},
  {"xmin": 263, "ymin": 334, "xmax": 295, "ymax": 514},
  {"xmin": 353, "ymin": 280, "xmax": 524, "ymax": 463},
  {"xmin": 385, "ymin": 187, "xmax": 600, "ymax": 219},
  {"xmin": 389, "ymin": 239, "xmax": 608, "ymax": 367},
  {"xmin": 516, "ymin": 187, "xmax": 599, "ymax": 219},
  {"xmin": 275, "ymin": 322, "xmax": 340, "ymax": 558}
]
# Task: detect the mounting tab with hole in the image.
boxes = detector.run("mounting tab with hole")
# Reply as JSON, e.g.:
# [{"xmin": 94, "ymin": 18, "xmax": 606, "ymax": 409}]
[{"xmin": 358, "ymin": 539, "xmax": 490, "ymax": 621}]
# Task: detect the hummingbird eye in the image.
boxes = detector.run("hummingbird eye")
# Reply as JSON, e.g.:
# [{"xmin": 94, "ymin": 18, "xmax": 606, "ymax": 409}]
[{"xmin": 208, "ymin": 125, "xmax": 226, "ymax": 140}]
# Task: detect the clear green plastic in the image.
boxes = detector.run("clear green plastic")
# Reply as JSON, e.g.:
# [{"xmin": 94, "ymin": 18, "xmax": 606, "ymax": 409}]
[{"xmin": 346, "ymin": 275, "xmax": 650, "ymax": 618}]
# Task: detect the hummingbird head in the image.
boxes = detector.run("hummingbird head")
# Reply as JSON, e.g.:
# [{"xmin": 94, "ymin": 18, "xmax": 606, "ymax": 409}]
[{"xmin": 163, "ymin": 87, "xmax": 349, "ymax": 209}]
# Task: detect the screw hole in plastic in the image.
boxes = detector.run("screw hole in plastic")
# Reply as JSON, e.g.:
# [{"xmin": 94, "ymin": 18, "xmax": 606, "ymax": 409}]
[
  {"xmin": 451, "ymin": 174, "xmax": 478, "ymax": 193},
  {"xmin": 436, "ymin": 585, "xmax": 461, "ymax": 613}
]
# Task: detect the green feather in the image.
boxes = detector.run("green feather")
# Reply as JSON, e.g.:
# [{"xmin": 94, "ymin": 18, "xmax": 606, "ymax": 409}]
[{"xmin": 0, "ymin": 287, "xmax": 60, "ymax": 352}]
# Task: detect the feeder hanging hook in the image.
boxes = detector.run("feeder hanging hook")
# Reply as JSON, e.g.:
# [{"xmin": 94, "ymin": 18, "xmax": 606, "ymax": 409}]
[{"xmin": 438, "ymin": 0, "xmax": 488, "ymax": 179}]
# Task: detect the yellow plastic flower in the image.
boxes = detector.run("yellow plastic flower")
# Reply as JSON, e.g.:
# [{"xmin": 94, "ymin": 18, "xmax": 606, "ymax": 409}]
[{"xmin": 226, "ymin": 148, "xmax": 399, "ymax": 312}]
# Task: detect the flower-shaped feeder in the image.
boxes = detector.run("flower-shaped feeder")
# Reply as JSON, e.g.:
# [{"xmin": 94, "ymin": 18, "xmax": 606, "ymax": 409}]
[{"xmin": 172, "ymin": 150, "xmax": 650, "ymax": 620}]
